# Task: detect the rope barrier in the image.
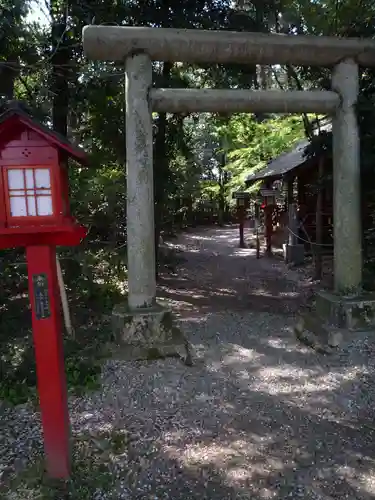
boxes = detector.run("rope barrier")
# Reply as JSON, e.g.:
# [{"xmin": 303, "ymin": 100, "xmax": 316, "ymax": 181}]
[
  {"xmin": 287, "ymin": 227, "xmax": 333, "ymax": 247},
  {"xmin": 251, "ymin": 212, "xmax": 334, "ymax": 249}
]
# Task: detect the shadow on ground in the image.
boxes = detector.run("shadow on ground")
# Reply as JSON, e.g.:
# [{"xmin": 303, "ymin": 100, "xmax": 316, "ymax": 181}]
[
  {"xmin": 3, "ymin": 226, "xmax": 375, "ymax": 499},
  {"xmin": 64, "ymin": 311, "xmax": 375, "ymax": 499},
  {"xmin": 158, "ymin": 225, "xmax": 309, "ymax": 318}
]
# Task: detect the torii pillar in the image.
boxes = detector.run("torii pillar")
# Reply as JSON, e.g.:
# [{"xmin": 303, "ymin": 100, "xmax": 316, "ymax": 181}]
[
  {"xmin": 111, "ymin": 52, "xmax": 191, "ymax": 364},
  {"xmin": 332, "ymin": 59, "xmax": 362, "ymax": 295},
  {"xmin": 313, "ymin": 58, "xmax": 375, "ymax": 337},
  {"xmin": 124, "ymin": 53, "xmax": 156, "ymax": 310}
]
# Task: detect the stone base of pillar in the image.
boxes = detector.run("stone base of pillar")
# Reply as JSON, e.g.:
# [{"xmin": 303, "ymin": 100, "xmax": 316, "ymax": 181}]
[
  {"xmin": 283, "ymin": 243, "xmax": 305, "ymax": 265},
  {"xmin": 111, "ymin": 302, "xmax": 193, "ymax": 365},
  {"xmin": 294, "ymin": 290, "xmax": 375, "ymax": 353}
]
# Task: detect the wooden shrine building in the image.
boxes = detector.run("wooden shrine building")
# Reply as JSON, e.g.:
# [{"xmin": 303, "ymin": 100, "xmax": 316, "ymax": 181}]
[{"xmin": 245, "ymin": 121, "xmax": 333, "ymax": 254}]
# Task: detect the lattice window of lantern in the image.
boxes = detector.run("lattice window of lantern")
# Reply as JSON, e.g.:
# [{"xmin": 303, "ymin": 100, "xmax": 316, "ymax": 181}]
[{"xmin": 7, "ymin": 168, "xmax": 53, "ymax": 217}]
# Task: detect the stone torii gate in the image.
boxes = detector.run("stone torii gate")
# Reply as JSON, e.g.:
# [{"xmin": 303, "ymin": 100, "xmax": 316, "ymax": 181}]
[{"xmin": 83, "ymin": 26, "xmax": 375, "ymax": 355}]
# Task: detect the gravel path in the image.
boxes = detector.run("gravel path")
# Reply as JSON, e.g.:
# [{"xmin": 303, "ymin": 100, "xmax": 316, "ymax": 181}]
[{"xmin": 2, "ymin": 225, "xmax": 375, "ymax": 499}]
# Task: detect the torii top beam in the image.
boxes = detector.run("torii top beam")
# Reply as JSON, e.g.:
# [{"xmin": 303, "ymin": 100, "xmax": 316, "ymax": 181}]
[{"xmin": 82, "ymin": 26, "xmax": 375, "ymax": 67}]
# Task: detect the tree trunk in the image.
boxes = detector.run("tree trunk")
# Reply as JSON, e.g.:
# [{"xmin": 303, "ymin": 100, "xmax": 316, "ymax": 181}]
[
  {"xmin": 0, "ymin": 57, "xmax": 17, "ymax": 100},
  {"xmin": 314, "ymin": 158, "xmax": 324, "ymax": 280},
  {"xmin": 154, "ymin": 61, "xmax": 172, "ymax": 279},
  {"xmin": 217, "ymin": 164, "xmax": 225, "ymax": 227},
  {"xmin": 51, "ymin": 2, "xmax": 69, "ymax": 136}
]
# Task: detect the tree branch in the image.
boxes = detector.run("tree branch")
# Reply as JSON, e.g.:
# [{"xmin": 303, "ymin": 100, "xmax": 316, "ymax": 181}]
[
  {"xmin": 271, "ymin": 68, "xmax": 285, "ymax": 90},
  {"xmin": 17, "ymin": 73, "xmax": 35, "ymax": 102},
  {"xmin": 286, "ymin": 64, "xmax": 314, "ymax": 139}
]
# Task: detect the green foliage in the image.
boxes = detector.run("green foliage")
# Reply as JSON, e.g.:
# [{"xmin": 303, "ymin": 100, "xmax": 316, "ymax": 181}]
[
  {"xmin": 224, "ymin": 114, "xmax": 306, "ymax": 193},
  {"xmin": 0, "ymin": 256, "xmax": 121, "ymax": 405}
]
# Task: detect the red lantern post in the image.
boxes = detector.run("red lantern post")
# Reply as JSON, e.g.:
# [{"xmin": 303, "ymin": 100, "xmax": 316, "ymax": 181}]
[
  {"xmin": 260, "ymin": 187, "xmax": 277, "ymax": 256},
  {"xmin": 0, "ymin": 101, "xmax": 88, "ymax": 478},
  {"xmin": 232, "ymin": 191, "xmax": 250, "ymax": 248}
]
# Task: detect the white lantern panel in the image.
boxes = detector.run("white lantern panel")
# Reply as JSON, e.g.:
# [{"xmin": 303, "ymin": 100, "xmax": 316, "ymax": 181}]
[
  {"xmin": 8, "ymin": 169, "xmax": 24, "ymax": 190},
  {"xmin": 35, "ymin": 169, "xmax": 51, "ymax": 189},
  {"xmin": 36, "ymin": 189, "xmax": 52, "ymax": 195},
  {"xmin": 10, "ymin": 196, "xmax": 27, "ymax": 216},
  {"xmin": 25, "ymin": 169, "xmax": 34, "ymax": 189},
  {"xmin": 27, "ymin": 196, "xmax": 37, "ymax": 216},
  {"xmin": 37, "ymin": 196, "xmax": 53, "ymax": 216}
]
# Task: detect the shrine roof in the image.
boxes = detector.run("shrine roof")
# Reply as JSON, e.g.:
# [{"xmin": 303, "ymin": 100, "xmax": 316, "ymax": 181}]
[
  {"xmin": 0, "ymin": 100, "xmax": 87, "ymax": 165},
  {"xmin": 246, "ymin": 139, "xmax": 311, "ymax": 183}
]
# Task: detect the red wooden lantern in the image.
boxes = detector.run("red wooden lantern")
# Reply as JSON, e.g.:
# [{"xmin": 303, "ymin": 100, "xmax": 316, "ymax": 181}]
[
  {"xmin": 0, "ymin": 101, "xmax": 87, "ymax": 249},
  {"xmin": 0, "ymin": 101, "xmax": 88, "ymax": 479},
  {"xmin": 260, "ymin": 189, "xmax": 277, "ymax": 208}
]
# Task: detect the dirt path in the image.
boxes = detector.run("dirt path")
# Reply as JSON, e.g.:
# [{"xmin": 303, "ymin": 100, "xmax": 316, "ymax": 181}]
[
  {"xmin": 3, "ymin": 226, "xmax": 375, "ymax": 499},
  {"xmin": 158, "ymin": 225, "xmax": 309, "ymax": 318}
]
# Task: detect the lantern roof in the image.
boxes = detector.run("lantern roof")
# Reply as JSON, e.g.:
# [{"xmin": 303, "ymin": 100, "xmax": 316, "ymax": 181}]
[{"xmin": 0, "ymin": 100, "xmax": 87, "ymax": 165}]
